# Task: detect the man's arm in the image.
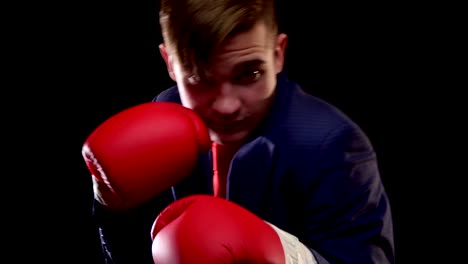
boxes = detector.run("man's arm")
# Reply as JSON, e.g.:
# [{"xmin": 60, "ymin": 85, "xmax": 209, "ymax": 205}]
[
  {"xmin": 299, "ymin": 123, "xmax": 395, "ymax": 263},
  {"xmin": 93, "ymin": 191, "xmax": 173, "ymax": 264},
  {"xmin": 84, "ymin": 100, "xmax": 211, "ymax": 264}
]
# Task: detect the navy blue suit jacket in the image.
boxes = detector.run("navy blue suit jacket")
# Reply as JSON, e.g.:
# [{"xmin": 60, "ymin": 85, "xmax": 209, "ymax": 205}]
[{"xmin": 94, "ymin": 72, "xmax": 395, "ymax": 264}]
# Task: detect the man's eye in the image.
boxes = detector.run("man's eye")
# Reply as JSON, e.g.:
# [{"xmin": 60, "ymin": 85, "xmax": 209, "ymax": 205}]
[{"xmin": 233, "ymin": 70, "xmax": 263, "ymax": 85}]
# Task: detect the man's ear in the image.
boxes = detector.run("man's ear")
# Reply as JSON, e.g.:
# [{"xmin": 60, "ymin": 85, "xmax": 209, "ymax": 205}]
[
  {"xmin": 274, "ymin": 33, "xmax": 288, "ymax": 74},
  {"xmin": 159, "ymin": 43, "xmax": 176, "ymax": 81}
]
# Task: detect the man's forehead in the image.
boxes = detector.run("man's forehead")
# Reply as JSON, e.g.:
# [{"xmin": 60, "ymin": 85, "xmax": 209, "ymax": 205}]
[
  {"xmin": 208, "ymin": 48, "xmax": 269, "ymax": 80},
  {"xmin": 218, "ymin": 22, "xmax": 272, "ymax": 52},
  {"xmin": 212, "ymin": 26, "xmax": 273, "ymax": 69},
  {"xmin": 178, "ymin": 22, "xmax": 275, "ymax": 78},
  {"xmin": 213, "ymin": 46, "xmax": 268, "ymax": 65}
]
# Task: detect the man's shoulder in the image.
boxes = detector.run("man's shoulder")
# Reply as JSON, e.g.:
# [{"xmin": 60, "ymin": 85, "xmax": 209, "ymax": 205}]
[
  {"xmin": 288, "ymin": 86, "xmax": 358, "ymax": 134},
  {"xmin": 275, "ymin": 74, "xmax": 354, "ymax": 130},
  {"xmin": 276, "ymin": 82, "xmax": 370, "ymax": 151},
  {"xmin": 152, "ymin": 86, "xmax": 181, "ymax": 104}
]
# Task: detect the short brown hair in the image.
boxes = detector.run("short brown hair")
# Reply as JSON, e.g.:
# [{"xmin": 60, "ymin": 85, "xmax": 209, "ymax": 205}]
[{"xmin": 159, "ymin": 0, "xmax": 278, "ymax": 80}]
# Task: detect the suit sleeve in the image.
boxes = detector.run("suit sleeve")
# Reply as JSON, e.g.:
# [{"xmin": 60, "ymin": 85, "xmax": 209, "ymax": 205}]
[
  {"xmin": 93, "ymin": 190, "xmax": 174, "ymax": 264},
  {"xmin": 151, "ymin": 86, "xmax": 181, "ymax": 103},
  {"xmin": 297, "ymin": 123, "xmax": 395, "ymax": 264}
]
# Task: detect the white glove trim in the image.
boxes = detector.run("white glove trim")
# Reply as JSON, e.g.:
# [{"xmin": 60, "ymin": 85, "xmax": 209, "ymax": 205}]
[{"xmin": 266, "ymin": 222, "xmax": 317, "ymax": 264}]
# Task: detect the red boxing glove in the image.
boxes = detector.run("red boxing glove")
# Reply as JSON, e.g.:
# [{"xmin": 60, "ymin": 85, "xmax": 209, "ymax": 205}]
[
  {"xmin": 82, "ymin": 102, "xmax": 211, "ymax": 211},
  {"xmin": 151, "ymin": 195, "xmax": 286, "ymax": 264}
]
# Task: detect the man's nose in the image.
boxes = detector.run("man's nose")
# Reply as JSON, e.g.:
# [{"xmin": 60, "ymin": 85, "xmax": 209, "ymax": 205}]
[{"xmin": 211, "ymin": 82, "xmax": 241, "ymax": 117}]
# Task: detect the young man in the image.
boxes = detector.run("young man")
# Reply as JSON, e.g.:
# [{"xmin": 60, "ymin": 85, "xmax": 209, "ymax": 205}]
[{"xmin": 85, "ymin": 0, "xmax": 395, "ymax": 263}]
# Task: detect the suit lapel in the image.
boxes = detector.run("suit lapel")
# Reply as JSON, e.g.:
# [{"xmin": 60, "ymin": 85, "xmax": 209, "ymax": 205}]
[
  {"xmin": 172, "ymin": 153, "xmax": 213, "ymax": 199},
  {"xmin": 227, "ymin": 136, "xmax": 276, "ymax": 216}
]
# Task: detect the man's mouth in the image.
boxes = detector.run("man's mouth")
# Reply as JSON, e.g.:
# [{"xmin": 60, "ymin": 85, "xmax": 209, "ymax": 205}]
[{"xmin": 207, "ymin": 120, "xmax": 245, "ymax": 133}]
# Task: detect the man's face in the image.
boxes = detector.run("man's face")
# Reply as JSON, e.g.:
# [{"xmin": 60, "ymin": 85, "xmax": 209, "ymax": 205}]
[{"xmin": 161, "ymin": 22, "xmax": 287, "ymax": 144}]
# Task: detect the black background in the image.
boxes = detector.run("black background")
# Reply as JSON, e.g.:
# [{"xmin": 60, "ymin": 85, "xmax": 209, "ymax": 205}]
[{"xmin": 16, "ymin": 0, "xmax": 461, "ymax": 263}]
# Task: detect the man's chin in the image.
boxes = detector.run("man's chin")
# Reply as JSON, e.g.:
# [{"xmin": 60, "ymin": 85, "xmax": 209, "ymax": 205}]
[{"xmin": 209, "ymin": 130, "xmax": 249, "ymax": 145}]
